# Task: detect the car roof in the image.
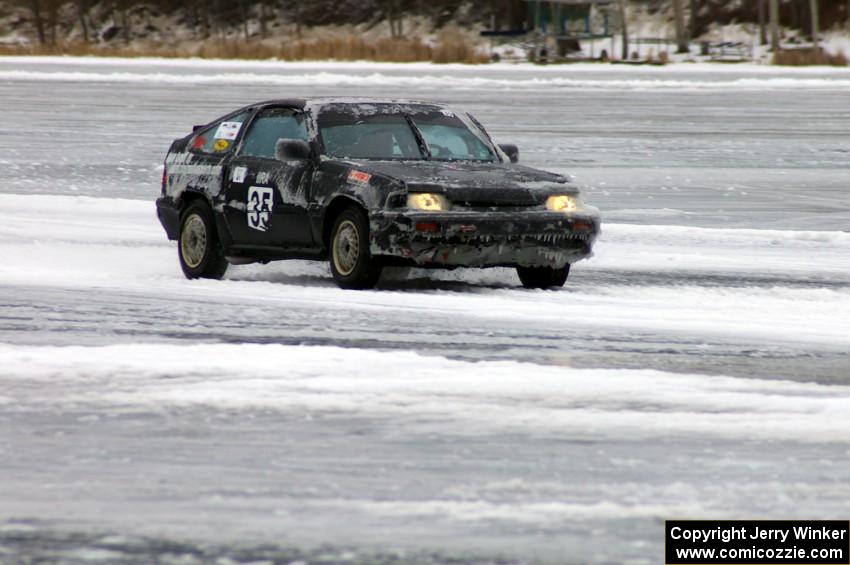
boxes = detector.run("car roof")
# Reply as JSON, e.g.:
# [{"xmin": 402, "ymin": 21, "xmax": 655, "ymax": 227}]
[{"xmin": 242, "ymin": 98, "xmax": 450, "ymax": 112}]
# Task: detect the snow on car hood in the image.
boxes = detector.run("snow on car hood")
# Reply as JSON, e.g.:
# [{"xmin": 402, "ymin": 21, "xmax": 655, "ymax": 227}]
[{"xmin": 336, "ymin": 160, "xmax": 578, "ymax": 206}]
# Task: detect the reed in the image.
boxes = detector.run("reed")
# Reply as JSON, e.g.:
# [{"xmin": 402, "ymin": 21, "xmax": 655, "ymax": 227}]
[
  {"xmin": 773, "ymin": 47, "xmax": 849, "ymax": 66},
  {"xmin": 0, "ymin": 31, "xmax": 487, "ymax": 64}
]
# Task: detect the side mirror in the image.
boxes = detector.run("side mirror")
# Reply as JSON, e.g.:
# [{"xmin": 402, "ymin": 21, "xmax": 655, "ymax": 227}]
[
  {"xmin": 499, "ymin": 143, "xmax": 519, "ymax": 163},
  {"xmin": 275, "ymin": 138, "xmax": 311, "ymax": 161}
]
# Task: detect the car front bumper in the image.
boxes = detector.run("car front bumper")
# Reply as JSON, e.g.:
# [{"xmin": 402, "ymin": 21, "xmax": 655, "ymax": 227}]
[{"xmin": 370, "ymin": 209, "xmax": 600, "ymax": 268}]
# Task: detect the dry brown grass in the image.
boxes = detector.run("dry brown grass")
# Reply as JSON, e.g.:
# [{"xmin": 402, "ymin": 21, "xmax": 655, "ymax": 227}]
[
  {"xmin": 0, "ymin": 31, "xmax": 487, "ymax": 64},
  {"xmin": 773, "ymin": 47, "xmax": 849, "ymax": 66}
]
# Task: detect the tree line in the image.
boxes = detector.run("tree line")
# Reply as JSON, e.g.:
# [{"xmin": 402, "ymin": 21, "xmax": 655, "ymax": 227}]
[
  {"xmin": 8, "ymin": 0, "xmax": 850, "ymax": 47},
  {"xmin": 13, "ymin": 0, "xmax": 530, "ymax": 45}
]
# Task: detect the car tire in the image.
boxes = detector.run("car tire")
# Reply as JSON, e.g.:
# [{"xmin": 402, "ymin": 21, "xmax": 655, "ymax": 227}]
[
  {"xmin": 178, "ymin": 200, "xmax": 229, "ymax": 280},
  {"xmin": 516, "ymin": 264, "xmax": 570, "ymax": 289},
  {"xmin": 329, "ymin": 207, "xmax": 382, "ymax": 290}
]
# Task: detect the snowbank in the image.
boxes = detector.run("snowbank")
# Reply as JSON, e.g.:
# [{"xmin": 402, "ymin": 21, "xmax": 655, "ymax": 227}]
[{"xmin": 1, "ymin": 194, "xmax": 848, "ymax": 350}]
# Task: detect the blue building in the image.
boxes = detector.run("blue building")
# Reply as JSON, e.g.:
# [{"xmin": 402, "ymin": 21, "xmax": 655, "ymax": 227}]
[{"xmin": 484, "ymin": 0, "xmax": 619, "ymax": 60}]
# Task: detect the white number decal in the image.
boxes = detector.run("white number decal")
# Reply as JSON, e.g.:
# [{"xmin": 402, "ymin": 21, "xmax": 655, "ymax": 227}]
[
  {"xmin": 231, "ymin": 166, "xmax": 247, "ymax": 184},
  {"xmin": 247, "ymin": 186, "xmax": 274, "ymax": 231}
]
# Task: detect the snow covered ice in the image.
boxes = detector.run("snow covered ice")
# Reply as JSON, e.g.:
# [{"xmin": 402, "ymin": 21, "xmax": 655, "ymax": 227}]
[{"xmin": 0, "ymin": 57, "xmax": 849, "ymax": 564}]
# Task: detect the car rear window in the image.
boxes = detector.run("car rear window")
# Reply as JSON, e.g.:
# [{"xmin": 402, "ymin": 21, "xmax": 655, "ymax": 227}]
[{"xmin": 190, "ymin": 111, "xmax": 251, "ymax": 155}]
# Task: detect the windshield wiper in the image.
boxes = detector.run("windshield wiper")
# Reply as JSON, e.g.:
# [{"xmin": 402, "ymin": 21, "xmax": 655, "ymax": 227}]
[{"xmin": 405, "ymin": 115, "xmax": 433, "ymax": 161}]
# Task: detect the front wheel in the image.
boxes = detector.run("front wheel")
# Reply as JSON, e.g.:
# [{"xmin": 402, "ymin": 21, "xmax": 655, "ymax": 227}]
[
  {"xmin": 516, "ymin": 264, "xmax": 570, "ymax": 289},
  {"xmin": 329, "ymin": 207, "xmax": 382, "ymax": 289},
  {"xmin": 178, "ymin": 200, "xmax": 228, "ymax": 280}
]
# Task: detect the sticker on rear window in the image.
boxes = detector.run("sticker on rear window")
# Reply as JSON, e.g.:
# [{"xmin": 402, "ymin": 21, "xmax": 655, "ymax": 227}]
[{"xmin": 215, "ymin": 121, "xmax": 242, "ymax": 140}]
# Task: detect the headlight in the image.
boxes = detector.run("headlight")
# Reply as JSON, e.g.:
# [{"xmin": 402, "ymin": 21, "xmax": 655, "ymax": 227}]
[
  {"xmin": 407, "ymin": 193, "xmax": 451, "ymax": 211},
  {"xmin": 546, "ymin": 194, "xmax": 582, "ymax": 213}
]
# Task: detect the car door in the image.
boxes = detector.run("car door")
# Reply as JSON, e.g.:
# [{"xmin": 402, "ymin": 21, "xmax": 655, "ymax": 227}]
[{"xmin": 223, "ymin": 107, "xmax": 314, "ymax": 248}]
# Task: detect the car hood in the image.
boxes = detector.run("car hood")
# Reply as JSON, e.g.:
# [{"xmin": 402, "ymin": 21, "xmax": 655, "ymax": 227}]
[{"xmin": 337, "ymin": 160, "xmax": 576, "ymax": 207}]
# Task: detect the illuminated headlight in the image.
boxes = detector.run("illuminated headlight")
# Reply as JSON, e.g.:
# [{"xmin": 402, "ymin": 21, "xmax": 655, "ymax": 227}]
[
  {"xmin": 546, "ymin": 194, "xmax": 582, "ymax": 213},
  {"xmin": 407, "ymin": 193, "xmax": 451, "ymax": 211}
]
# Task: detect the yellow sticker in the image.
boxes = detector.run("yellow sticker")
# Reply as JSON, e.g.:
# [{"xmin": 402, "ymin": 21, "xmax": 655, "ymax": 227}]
[{"xmin": 214, "ymin": 139, "xmax": 230, "ymax": 152}]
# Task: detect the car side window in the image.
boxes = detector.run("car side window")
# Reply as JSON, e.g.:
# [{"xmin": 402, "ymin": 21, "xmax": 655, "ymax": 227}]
[
  {"xmin": 239, "ymin": 109, "xmax": 308, "ymax": 159},
  {"xmin": 190, "ymin": 112, "xmax": 251, "ymax": 155}
]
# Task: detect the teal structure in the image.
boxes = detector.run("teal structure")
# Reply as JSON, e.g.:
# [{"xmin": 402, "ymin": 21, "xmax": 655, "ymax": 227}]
[{"xmin": 523, "ymin": 0, "xmax": 615, "ymax": 41}]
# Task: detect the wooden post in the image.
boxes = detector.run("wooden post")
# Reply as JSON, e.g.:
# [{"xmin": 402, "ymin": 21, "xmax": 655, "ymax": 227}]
[
  {"xmin": 758, "ymin": 0, "xmax": 767, "ymax": 45},
  {"xmin": 673, "ymin": 0, "xmax": 688, "ymax": 53},
  {"xmin": 769, "ymin": 0, "xmax": 780, "ymax": 52}
]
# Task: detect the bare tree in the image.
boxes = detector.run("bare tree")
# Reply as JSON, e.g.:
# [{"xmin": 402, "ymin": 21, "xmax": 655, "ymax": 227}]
[
  {"xmin": 769, "ymin": 0, "xmax": 780, "ymax": 51},
  {"xmin": 689, "ymin": 0, "xmax": 698, "ymax": 41},
  {"xmin": 198, "ymin": 0, "xmax": 211, "ymax": 39},
  {"xmin": 618, "ymin": 0, "xmax": 628, "ymax": 60},
  {"xmin": 77, "ymin": 0, "xmax": 90, "ymax": 43},
  {"xmin": 120, "ymin": 0, "xmax": 130, "ymax": 43},
  {"xmin": 47, "ymin": 0, "xmax": 59, "ymax": 45},
  {"xmin": 809, "ymin": 0, "xmax": 819, "ymax": 44},
  {"xmin": 758, "ymin": 0, "xmax": 767, "ymax": 45},
  {"xmin": 239, "ymin": 0, "xmax": 249, "ymax": 41},
  {"xmin": 258, "ymin": 1, "xmax": 269, "ymax": 39},
  {"xmin": 30, "ymin": 0, "xmax": 47, "ymax": 45},
  {"xmin": 672, "ymin": 0, "xmax": 687, "ymax": 52},
  {"xmin": 295, "ymin": 2, "xmax": 302, "ymax": 38},
  {"xmin": 387, "ymin": 0, "xmax": 403, "ymax": 38},
  {"xmin": 505, "ymin": 0, "xmax": 525, "ymax": 31}
]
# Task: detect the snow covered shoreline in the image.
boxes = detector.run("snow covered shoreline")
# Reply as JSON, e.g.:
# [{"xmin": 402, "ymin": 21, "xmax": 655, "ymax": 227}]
[{"xmin": 4, "ymin": 53, "xmax": 850, "ymax": 74}]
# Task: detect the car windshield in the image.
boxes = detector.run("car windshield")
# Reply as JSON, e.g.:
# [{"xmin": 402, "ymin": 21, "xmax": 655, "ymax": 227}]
[
  {"xmin": 316, "ymin": 104, "xmax": 498, "ymax": 162},
  {"xmin": 412, "ymin": 113, "xmax": 497, "ymax": 162},
  {"xmin": 319, "ymin": 113, "xmax": 423, "ymax": 160}
]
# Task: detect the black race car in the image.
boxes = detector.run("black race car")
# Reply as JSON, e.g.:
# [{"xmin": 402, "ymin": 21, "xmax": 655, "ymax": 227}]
[{"xmin": 156, "ymin": 98, "xmax": 600, "ymax": 289}]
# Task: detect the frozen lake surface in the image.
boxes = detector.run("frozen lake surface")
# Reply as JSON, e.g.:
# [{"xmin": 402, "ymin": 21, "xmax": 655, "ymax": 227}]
[{"xmin": 0, "ymin": 57, "xmax": 849, "ymax": 564}]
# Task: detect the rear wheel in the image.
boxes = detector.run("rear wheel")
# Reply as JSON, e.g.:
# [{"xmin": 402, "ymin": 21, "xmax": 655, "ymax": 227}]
[
  {"xmin": 329, "ymin": 207, "xmax": 381, "ymax": 289},
  {"xmin": 516, "ymin": 264, "xmax": 570, "ymax": 289},
  {"xmin": 178, "ymin": 200, "xmax": 228, "ymax": 280}
]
